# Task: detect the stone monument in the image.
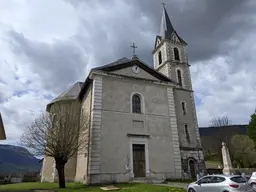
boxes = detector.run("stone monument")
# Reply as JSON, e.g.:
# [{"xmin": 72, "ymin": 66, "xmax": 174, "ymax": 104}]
[{"xmin": 222, "ymin": 142, "xmax": 233, "ymax": 175}]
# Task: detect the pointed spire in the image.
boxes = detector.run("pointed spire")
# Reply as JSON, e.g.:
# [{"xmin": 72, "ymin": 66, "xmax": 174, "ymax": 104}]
[
  {"xmin": 159, "ymin": 5, "xmax": 187, "ymax": 45},
  {"xmin": 160, "ymin": 5, "xmax": 175, "ymax": 40}
]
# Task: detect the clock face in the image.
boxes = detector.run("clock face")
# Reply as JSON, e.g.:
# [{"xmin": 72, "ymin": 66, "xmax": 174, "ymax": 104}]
[{"xmin": 132, "ymin": 65, "xmax": 140, "ymax": 74}]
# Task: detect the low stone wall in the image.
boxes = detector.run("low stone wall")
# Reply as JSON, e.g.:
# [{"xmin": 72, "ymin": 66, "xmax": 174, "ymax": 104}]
[
  {"xmin": 232, "ymin": 168, "xmax": 256, "ymax": 176},
  {"xmin": 206, "ymin": 168, "xmax": 223, "ymax": 175},
  {"xmin": 10, "ymin": 177, "xmax": 23, "ymax": 183}
]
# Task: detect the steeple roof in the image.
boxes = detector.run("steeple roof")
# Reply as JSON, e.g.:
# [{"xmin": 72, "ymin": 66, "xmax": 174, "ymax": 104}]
[
  {"xmin": 159, "ymin": 6, "xmax": 187, "ymax": 45},
  {"xmin": 47, "ymin": 81, "xmax": 84, "ymax": 111},
  {"xmin": 160, "ymin": 6, "xmax": 175, "ymax": 40}
]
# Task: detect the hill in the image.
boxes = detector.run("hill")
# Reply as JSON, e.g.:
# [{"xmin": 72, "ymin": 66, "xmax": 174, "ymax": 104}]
[{"xmin": 0, "ymin": 144, "xmax": 41, "ymax": 175}]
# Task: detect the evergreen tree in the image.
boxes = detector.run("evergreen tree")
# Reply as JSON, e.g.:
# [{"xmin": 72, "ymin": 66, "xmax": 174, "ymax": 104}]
[{"xmin": 247, "ymin": 110, "xmax": 256, "ymax": 143}]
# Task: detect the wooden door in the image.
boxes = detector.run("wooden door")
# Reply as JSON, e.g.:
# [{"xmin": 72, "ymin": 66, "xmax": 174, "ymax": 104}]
[
  {"xmin": 132, "ymin": 144, "xmax": 145, "ymax": 177},
  {"xmin": 189, "ymin": 160, "xmax": 196, "ymax": 178}
]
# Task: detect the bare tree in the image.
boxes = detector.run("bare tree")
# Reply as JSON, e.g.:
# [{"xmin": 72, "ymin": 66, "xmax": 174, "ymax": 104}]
[
  {"xmin": 208, "ymin": 116, "xmax": 232, "ymax": 162},
  {"xmin": 20, "ymin": 102, "xmax": 89, "ymax": 188},
  {"xmin": 210, "ymin": 116, "xmax": 232, "ymax": 143},
  {"xmin": 210, "ymin": 116, "xmax": 232, "ymax": 127}
]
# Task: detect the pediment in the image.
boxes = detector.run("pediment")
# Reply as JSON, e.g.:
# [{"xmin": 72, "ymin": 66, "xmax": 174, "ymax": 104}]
[
  {"xmin": 79, "ymin": 58, "xmax": 177, "ymax": 100},
  {"xmin": 111, "ymin": 65, "xmax": 159, "ymax": 81},
  {"xmin": 171, "ymin": 32, "xmax": 180, "ymax": 42},
  {"xmin": 154, "ymin": 35, "xmax": 162, "ymax": 49},
  {"xmin": 171, "ymin": 31, "xmax": 187, "ymax": 45},
  {"xmin": 92, "ymin": 58, "xmax": 175, "ymax": 83}
]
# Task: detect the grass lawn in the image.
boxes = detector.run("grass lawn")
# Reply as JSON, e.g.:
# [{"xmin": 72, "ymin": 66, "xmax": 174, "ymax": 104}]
[
  {"xmin": 165, "ymin": 179, "xmax": 194, "ymax": 184},
  {"xmin": 205, "ymin": 160, "xmax": 222, "ymax": 169},
  {"xmin": 0, "ymin": 182, "xmax": 186, "ymax": 192}
]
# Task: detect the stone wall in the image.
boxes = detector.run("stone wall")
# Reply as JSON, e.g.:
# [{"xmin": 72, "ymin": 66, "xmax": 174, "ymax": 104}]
[
  {"xmin": 41, "ymin": 100, "xmax": 82, "ymax": 183},
  {"xmin": 232, "ymin": 168, "xmax": 256, "ymax": 176},
  {"xmin": 75, "ymin": 84, "xmax": 92, "ymax": 183},
  {"xmin": 180, "ymin": 149, "xmax": 206, "ymax": 178}
]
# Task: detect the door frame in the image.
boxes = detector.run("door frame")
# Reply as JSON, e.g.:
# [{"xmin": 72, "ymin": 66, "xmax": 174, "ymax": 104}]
[
  {"xmin": 188, "ymin": 158, "xmax": 196, "ymax": 178},
  {"xmin": 129, "ymin": 137, "xmax": 149, "ymax": 178}
]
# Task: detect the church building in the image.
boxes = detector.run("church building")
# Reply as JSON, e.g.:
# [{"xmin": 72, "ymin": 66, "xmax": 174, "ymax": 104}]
[{"xmin": 41, "ymin": 6, "xmax": 205, "ymax": 184}]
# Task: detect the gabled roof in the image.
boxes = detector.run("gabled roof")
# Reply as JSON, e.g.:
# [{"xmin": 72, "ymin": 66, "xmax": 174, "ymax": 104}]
[
  {"xmin": 154, "ymin": 35, "xmax": 162, "ymax": 49},
  {"xmin": 158, "ymin": 6, "xmax": 187, "ymax": 45},
  {"xmin": 0, "ymin": 113, "xmax": 6, "ymax": 140},
  {"xmin": 92, "ymin": 56, "xmax": 175, "ymax": 82},
  {"xmin": 93, "ymin": 57, "xmax": 131, "ymax": 70},
  {"xmin": 78, "ymin": 56, "xmax": 177, "ymax": 100},
  {"xmin": 47, "ymin": 81, "xmax": 84, "ymax": 110}
]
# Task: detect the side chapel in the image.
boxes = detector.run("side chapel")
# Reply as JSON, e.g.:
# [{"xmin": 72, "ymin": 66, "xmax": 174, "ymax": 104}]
[{"xmin": 41, "ymin": 6, "xmax": 205, "ymax": 184}]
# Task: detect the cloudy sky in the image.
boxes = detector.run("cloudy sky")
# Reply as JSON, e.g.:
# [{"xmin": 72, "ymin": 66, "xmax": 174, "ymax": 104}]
[{"xmin": 1, "ymin": 0, "xmax": 256, "ymax": 145}]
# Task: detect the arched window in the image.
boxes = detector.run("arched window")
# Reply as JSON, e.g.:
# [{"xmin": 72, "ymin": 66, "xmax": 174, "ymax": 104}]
[
  {"xmin": 174, "ymin": 48, "xmax": 180, "ymax": 61},
  {"xmin": 177, "ymin": 69, "xmax": 182, "ymax": 86},
  {"xmin": 158, "ymin": 51, "xmax": 162, "ymax": 65},
  {"xmin": 132, "ymin": 94, "xmax": 141, "ymax": 113}
]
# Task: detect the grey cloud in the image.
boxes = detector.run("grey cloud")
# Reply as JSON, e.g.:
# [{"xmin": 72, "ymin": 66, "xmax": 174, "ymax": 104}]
[
  {"xmin": 67, "ymin": 0, "xmax": 255, "ymax": 64},
  {"xmin": 132, "ymin": 0, "xmax": 255, "ymax": 62},
  {"xmin": 74, "ymin": 5, "xmax": 156, "ymax": 67},
  {"xmin": 0, "ymin": 92, "xmax": 5, "ymax": 103},
  {"xmin": 8, "ymin": 0, "xmax": 256, "ymax": 85},
  {"xmin": 7, "ymin": 30, "xmax": 89, "ymax": 94}
]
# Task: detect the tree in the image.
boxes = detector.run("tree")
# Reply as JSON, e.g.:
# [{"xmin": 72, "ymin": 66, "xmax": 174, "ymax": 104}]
[
  {"xmin": 20, "ymin": 102, "xmax": 89, "ymax": 188},
  {"xmin": 210, "ymin": 116, "xmax": 232, "ymax": 127},
  {"xmin": 208, "ymin": 116, "xmax": 232, "ymax": 161},
  {"xmin": 247, "ymin": 111, "xmax": 256, "ymax": 143},
  {"xmin": 230, "ymin": 134, "xmax": 256, "ymax": 168}
]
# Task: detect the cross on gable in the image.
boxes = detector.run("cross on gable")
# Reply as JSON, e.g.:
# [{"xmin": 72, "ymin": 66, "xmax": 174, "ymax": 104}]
[{"xmin": 130, "ymin": 42, "xmax": 138, "ymax": 56}]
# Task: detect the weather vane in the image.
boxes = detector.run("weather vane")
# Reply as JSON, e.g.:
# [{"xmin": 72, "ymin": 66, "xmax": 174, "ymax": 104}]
[
  {"xmin": 130, "ymin": 42, "xmax": 138, "ymax": 56},
  {"xmin": 162, "ymin": 3, "xmax": 166, "ymax": 7}
]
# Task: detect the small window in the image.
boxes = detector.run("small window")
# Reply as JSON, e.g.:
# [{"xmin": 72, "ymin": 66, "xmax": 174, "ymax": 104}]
[
  {"xmin": 181, "ymin": 102, "xmax": 187, "ymax": 115},
  {"xmin": 132, "ymin": 94, "xmax": 141, "ymax": 114},
  {"xmin": 198, "ymin": 176, "xmax": 212, "ymax": 184},
  {"xmin": 177, "ymin": 69, "xmax": 182, "ymax": 86},
  {"xmin": 230, "ymin": 176, "xmax": 247, "ymax": 183},
  {"xmin": 174, "ymin": 48, "xmax": 180, "ymax": 61},
  {"xmin": 185, "ymin": 124, "xmax": 190, "ymax": 143},
  {"xmin": 212, "ymin": 176, "xmax": 226, "ymax": 183},
  {"xmin": 158, "ymin": 51, "xmax": 162, "ymax": 65}
]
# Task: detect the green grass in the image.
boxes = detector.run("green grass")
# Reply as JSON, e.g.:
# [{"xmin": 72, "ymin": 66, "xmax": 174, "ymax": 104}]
[
  {"xmin": 205, "ymin": 160, "xmax": 222, "ymax": 169},
  {"xmin": 166, "ymin": 179, "xmax": 194, "ymax": 183},
  {"xmin": 0, "ymin": 182, "xmax": 186, "ymax": 192}
]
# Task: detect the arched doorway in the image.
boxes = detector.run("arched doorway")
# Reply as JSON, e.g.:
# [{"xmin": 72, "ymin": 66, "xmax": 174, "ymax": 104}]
[{"xmin": 189, "ymin": 159, "xmax": 196, "ymax": 179}]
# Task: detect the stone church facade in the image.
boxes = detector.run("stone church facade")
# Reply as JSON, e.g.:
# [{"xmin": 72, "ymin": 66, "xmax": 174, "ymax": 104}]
[{"xmin": 41, "ymin": 7, "xmax": 205, "ymax": 184}]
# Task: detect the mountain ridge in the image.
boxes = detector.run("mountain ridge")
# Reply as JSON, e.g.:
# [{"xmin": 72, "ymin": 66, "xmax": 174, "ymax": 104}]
[{"xmin": 0, "ymin": 144, "xmax": 41, "ymax": 174}]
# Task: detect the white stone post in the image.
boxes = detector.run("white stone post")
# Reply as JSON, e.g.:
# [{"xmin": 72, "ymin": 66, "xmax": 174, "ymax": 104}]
[{"xmin": 222, "ymin": 142, "xmax": 233, "ymax": 175}]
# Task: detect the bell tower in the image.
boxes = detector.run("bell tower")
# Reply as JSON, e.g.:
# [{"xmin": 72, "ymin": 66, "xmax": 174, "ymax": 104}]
[
  {"xmin": 153, "ymin": 5, "xmax": 206, "ymax": 177},
  {"xmin": 152, "ymin": 6, "xmax": 192, "ymax": 91}
]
